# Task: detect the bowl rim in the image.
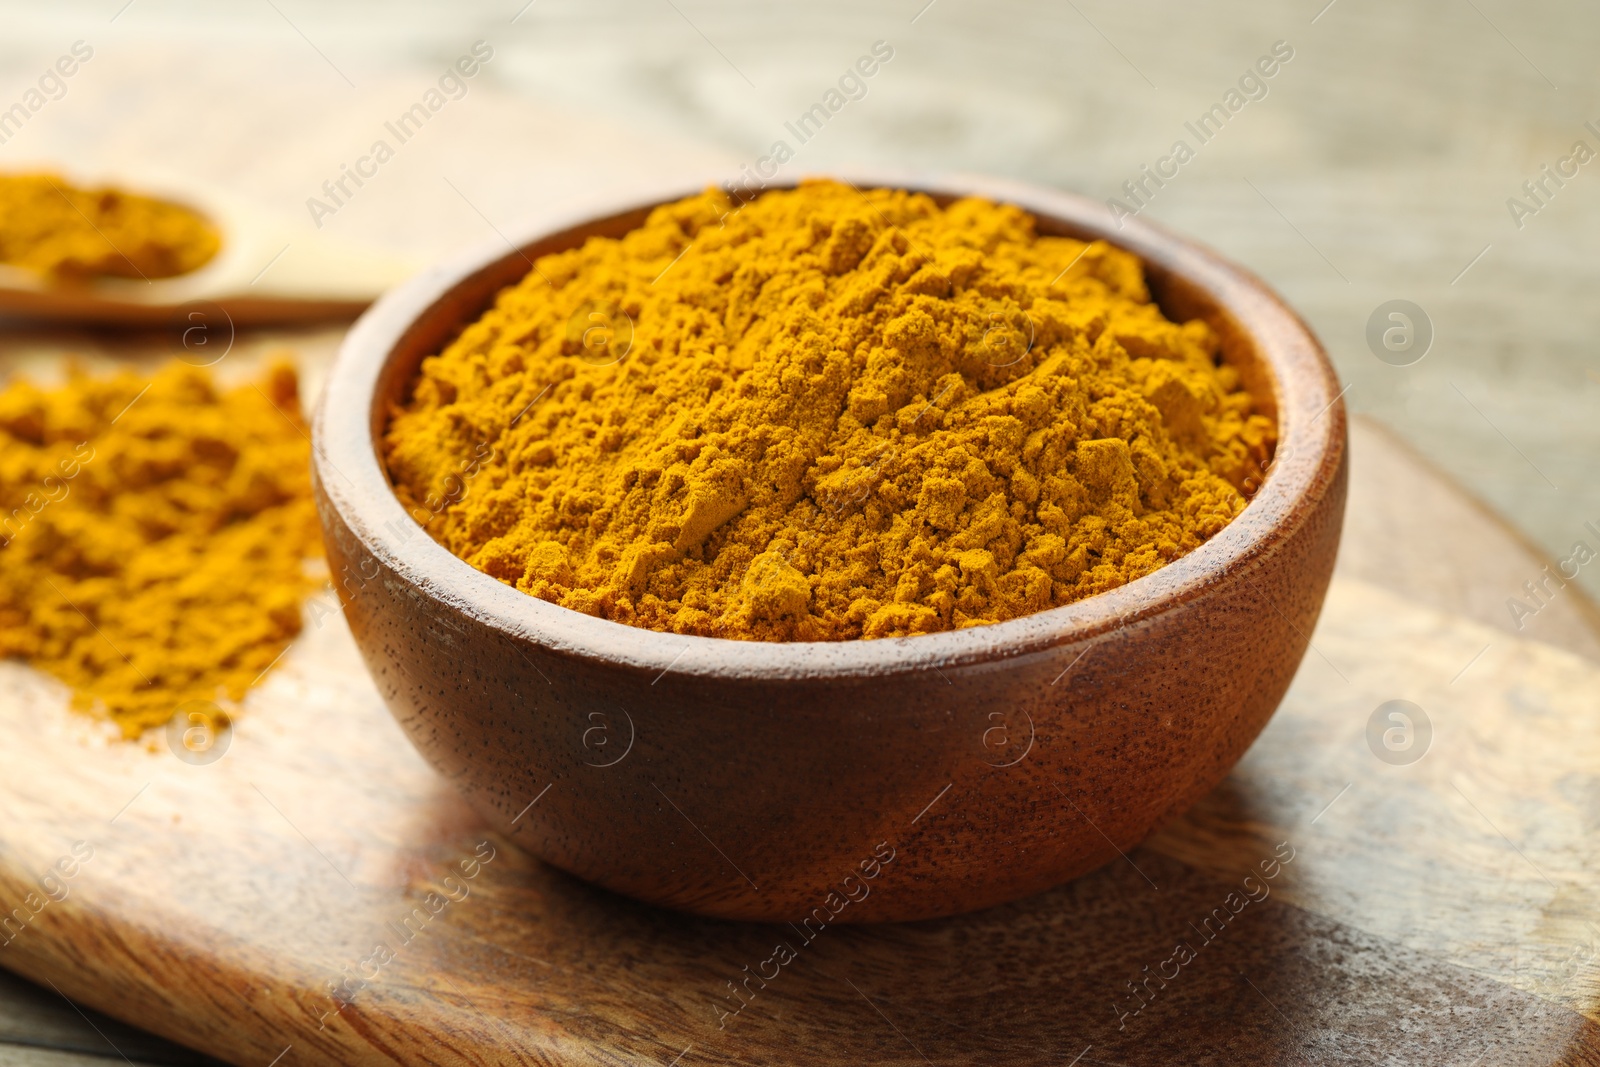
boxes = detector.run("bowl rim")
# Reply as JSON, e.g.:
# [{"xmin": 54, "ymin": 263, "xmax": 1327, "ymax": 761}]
[{"xmin": 314, "ymin": 169, "xmax": 1345, "ymax": 681}]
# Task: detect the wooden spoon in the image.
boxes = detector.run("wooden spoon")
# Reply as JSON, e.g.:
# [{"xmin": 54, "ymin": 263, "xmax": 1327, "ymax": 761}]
[{"xmin": 0, "ymin": 166, "xmax": 421, "ymax": 326}]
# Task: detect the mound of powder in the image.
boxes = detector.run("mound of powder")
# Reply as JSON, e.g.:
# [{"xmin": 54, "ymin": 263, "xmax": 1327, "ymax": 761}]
[
  {"xmin": 0, "ymin": 362, "xmax": 320, "ymax": 736},
  {"xmin": 383, "ymin": 181, "xmax": 1275, "ymax": 641}
]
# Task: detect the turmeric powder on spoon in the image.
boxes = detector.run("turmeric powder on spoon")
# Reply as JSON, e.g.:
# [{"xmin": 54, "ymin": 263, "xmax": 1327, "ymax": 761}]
[
  {"xmin": 384, "ymin": 181, "xmax": 1275, "ymax": 641},
  {"xmin": 0, "ymin": 172, "xmax": 220, "ymax": 282}
]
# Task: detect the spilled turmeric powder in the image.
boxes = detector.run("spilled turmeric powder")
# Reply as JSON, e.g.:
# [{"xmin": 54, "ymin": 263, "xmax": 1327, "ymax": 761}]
[
  {"xmin": 0, "ymin": 172, "xmax": 220, "ymax": 281},
  {"xmin": 0, "ymin": 361, "xmax": 322, "ymax": 737},
  {"xmin": 384, "ymin": 181, "xmax": 1275, "ymax": 641}
]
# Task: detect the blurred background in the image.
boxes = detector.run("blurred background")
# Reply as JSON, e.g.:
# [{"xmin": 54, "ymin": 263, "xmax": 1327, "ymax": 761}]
[{"xmin": 1, "ymin": 0, "xmax": 1596, "ymax": 600}]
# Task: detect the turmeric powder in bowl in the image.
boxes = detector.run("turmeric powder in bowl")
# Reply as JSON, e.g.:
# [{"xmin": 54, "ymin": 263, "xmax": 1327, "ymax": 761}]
[{"xmin": 382, "ymin": 180, "xmax": 1275, "ymax": 641}]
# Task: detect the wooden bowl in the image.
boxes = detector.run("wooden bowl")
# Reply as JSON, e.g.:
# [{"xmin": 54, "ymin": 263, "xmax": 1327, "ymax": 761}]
[{"xmin": 312, "ymin": 173, "xmax": 1347, "ymax": 923}]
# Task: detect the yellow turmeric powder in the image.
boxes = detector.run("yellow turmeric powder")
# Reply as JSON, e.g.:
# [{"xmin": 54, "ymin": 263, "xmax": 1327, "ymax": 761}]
[
  {"xmin": 0, "ymin": 361, "xmax": 322, "ymax": 737},
  {"xmin": 384, "ymin": 181, "xmax": 1275, "ymax": 641},
  {"xmin": 0, "ymin": 172, "xmax": 220, "ymax": 281}
]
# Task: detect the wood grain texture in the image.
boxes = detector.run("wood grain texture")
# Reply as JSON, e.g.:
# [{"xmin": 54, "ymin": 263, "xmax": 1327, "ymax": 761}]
[
  {"xmin": 0, "ymin": 291, "xmax": 371, "ymax": 328},
  {"xmin": 0, "ymin": 415, "xmax": 1597, "ymax": 1064},
  {"xmin": 1337, "ymin": 418, "xmax": 1600, "ymax": 662},
  {"xmin": 0, "ymin": 969, "xmax": 220, "ymax": 1067},
  {"xmin": 0, "ymin": 1048, "xmax": 166, "ymax": 1067}
]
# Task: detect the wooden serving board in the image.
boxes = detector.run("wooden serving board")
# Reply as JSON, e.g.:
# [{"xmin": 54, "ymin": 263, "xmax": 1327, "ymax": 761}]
[{"xmin": 1, "ymin": 411, "xmax": 1599, "ymax": 1067}]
